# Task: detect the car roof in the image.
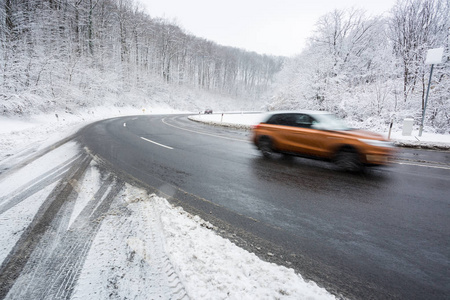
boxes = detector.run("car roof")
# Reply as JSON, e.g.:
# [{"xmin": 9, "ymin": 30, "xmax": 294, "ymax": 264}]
[
  {"xmin": 266, "ymin": 110, "xmax": 331, "ymax": 114},
  {"xmin": 261, "ymin": 110, "xmax": 332, "ymax": 121}
]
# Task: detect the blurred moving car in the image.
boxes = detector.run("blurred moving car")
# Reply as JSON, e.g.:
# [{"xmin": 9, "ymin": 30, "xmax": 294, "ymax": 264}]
[
  {"xmin": 204, "ymin": 109, "xmax": 213, "ymax": 114},
  {"xmin": 251, "ymin": 111, "xmax": 395, "ymax": 171}
]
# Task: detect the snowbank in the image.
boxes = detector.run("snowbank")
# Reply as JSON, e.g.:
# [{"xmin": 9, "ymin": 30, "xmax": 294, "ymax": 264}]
[
  {"xmin": 136, "ymin": 188, "xmax": 335, "ymax": 300},
  {"xmin": 0, "ymin": 106, "xmax": 181, "ymax": 163}
]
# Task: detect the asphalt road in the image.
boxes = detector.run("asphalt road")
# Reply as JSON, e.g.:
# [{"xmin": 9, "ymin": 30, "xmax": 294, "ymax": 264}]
[{"xmin": 78, "ymin": 114, "xmax": 450, "ymax": 300}]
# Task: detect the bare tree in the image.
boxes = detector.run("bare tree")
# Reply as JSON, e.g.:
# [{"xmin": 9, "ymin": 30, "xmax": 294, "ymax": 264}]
[{"xmin": 389, "ymin": 0, "xmax": 447, "ymax": 105}]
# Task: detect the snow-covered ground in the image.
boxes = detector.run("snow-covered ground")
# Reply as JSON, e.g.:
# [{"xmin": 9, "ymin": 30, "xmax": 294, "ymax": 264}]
[
  {"xmin": 0, "ymin": 106, "xmax": 180, "ymax": 164},
  {"xmin": 0, "ymin": 108, "xmax": 337, "ymax": 299}
]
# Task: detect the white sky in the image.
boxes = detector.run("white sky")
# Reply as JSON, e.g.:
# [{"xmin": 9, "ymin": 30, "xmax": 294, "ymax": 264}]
[{"xmin": 138, "ymin": 0, "xmax": 397, "ymax": 57}]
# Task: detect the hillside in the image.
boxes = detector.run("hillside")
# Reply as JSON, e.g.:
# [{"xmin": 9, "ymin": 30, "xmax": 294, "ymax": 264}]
[{"xmin": 0, "ymin": 0, "xmax": 283, "ymax": 116}]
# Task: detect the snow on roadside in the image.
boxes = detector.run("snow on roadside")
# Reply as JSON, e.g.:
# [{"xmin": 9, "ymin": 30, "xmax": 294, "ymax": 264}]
[
  {"xmin": 0, "ymin": 141, "xmax": 80, "ymax": 195},
  {"xmin": 154, "ymin": 193, "xmax": 335, "ymax": 300},
  {"xmin": 388, "ymin": 131, "xmax": 450, "ymax": 149},
  {"xmin": 73, "ymin": 182, "xmax": 336, "ymax": 299},
  {"xmin": 189, "ymin": 112, "xmax": 264, "ymax": 130},
  {"xmin": 192, "ymin": 112, "xmax": 266, "ymax": 126},
  {"xmin": 72, "ymin": 183, "xmax": 188, "ymax": 300},
  {"xmin": 0, "ymin": 106, "xmax": 180, "ymax": 163},
  {"xmin": 68, "ymin": 160, "xmax": 103, "ymax": 228},
  {"xmin": 0, "ymin": 182, "xmax": 57, "ymax": 264},
  {"xmin": 0, "ymin": 141, "xmax": 81, "ymax": 264}
]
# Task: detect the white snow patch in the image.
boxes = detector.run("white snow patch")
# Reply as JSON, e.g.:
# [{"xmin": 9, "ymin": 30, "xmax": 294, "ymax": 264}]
[
  {"xmin": 191, "ymin": 112, "xmax": 266, "ymax": 126},
  {"xmin": 72, "ymin": 184, "xmax": 183, "ymax": 300},
  {"xmin": 0, "ymin": 182, "xmax": 57, "ymax": 263},
  {"xmin": 68, "ymin": 161, "xmax": 103, "ymax": 228},
  {"xmin": 0, "ymin": 117, "xmax": 41, "ymax": 134},
  {"xmin": 389, "ymin": 131, "xmax": 450, "ymax": 145},
  {"xmin": 0, "ymin": 106, "xmax": 187, "ymax": 163},
  {"xmin": 72, "ymin": 185, "xmax": 336, "ymax": 299},
  {"xmin": 0, "ymin": 141, "xmax": 80, "ymax": 196},
  {"xmin": 152, "ymin": 194, "xmax": 335, "ymax": 300}
]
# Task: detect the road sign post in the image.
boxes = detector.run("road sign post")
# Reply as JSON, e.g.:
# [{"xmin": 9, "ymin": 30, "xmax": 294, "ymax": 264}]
[{"xmin": 419, "ymin": 48, "xmax": 444, "ymax": 137}]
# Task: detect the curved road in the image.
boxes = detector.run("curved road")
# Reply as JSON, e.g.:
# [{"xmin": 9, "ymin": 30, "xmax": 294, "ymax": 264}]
[{"xmin": 78, "ymin": 114, "xmax": 450, "ymax": 300}]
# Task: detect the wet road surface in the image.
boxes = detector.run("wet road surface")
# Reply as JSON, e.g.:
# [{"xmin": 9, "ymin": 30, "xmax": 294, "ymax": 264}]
[{"xmin": 79, "ymin": 114, "xmax": 450, "ymax": 300}]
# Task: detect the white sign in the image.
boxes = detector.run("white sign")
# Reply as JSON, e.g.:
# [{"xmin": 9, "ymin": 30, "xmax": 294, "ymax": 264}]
[{"xmin": 425, "ymin": 47, "xmax": 444, "ymax": 65}]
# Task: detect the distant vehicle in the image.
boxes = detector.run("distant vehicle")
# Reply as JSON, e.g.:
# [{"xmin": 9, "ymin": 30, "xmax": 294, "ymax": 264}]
[
  {"xmin": 251, "ymin": 111, "xmax": 395, "ymax": 171},
  {"xmin": 204, "ymin": 109, "xmax": 213, "ymax": 114}
]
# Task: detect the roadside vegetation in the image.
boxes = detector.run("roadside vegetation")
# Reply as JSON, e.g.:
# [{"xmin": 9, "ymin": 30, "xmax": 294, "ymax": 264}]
[{"xmin": 1, "ymin": 0, "xmax": 449, "ymax": 133}]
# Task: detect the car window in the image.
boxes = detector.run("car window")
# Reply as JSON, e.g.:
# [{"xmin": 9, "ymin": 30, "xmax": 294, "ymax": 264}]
[
  {"xmin": 266, "ymin": 113, "xmax": 318, "ymax": 128},
  {"xmin": 312, "ymin": 114, "xmax": 351, "ymax": 131},
  {"xmin": 266, "ymin": 114, "xmax": 296, "ymax": 126},
  {"xmin": 293, "ymin": 114, "xmax": 316, "ymax": 128}
]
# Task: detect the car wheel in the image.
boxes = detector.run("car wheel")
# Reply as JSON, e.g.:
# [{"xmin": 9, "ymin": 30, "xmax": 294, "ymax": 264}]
[
  {"xmin": 335, "ymin": 147, "xmax": 362, "ymax": 172},
  {"xmin": 258, "ymin": 137, "xmax": 274, "ymax": 158}
]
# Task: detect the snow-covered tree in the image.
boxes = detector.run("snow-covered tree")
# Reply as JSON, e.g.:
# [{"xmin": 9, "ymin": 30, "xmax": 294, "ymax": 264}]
[
  {"xmin": 0, "ymin": 0, "xmax": 283, "ymax": 115},
  {"xmin": 268, "ymin": 1, "xmax": 450, "ymax": 133}
]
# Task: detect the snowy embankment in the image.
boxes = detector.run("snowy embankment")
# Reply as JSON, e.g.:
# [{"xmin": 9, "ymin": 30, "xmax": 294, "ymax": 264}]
[
  {"xmin": 0, "ymin": 108, "xmax": 336, "ymax": 299},
  {"xmin": 189, "ymin": 113, "xmax": 450, "ymax": 150},
  {"xmin": 0, "ymin": 106, "xmax": 179, "ymax": 164}
]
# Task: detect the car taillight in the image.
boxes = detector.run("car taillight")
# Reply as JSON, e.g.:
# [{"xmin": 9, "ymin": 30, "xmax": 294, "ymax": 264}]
[{"xmin": 252, "ymin": 124, "xmax": 261, "ymax": 130}]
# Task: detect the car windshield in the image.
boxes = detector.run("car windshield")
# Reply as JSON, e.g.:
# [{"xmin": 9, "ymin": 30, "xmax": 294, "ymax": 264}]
[{"xmin": 312, "ymin": 113, "xmax": 351, "ymax": 131}]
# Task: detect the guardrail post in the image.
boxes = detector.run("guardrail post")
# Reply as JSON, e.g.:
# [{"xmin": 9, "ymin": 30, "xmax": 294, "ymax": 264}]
[{"xmin": 388, "ymin": 120, "xmax": 393, "ymax": 139}]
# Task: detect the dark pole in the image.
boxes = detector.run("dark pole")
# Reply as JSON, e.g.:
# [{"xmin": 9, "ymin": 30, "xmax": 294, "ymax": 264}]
[{"xmin": 419, "ymin": 64, "xmax": 434, "ymax": 137}]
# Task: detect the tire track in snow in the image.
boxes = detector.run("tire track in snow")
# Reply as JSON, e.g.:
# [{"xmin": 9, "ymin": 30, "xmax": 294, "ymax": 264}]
[
  {"xmin": 0, "ymin": 154, "xmax": 92, "ymax": 299},
  {"xmin": 25, "ymin": 178, "xmax": 123, "ymax": 299},
  {"xmin": 0, "ymin": 133, "xmax": 79, "ymax": 180},
  {"xmin": 8, "ymin": 174, "xmax": 82, "ymax": 299},
  {"xmin": 71, "ymin": 188, "xmax": 190, "ymax": 300},
  {"xmin": 138, "ymin": 197, "xmax": 189, "ymax": 300},
  {"xmin": 0, "ymin": 154, "xmax": 84, "ymax": 215},
  {"xmin": 2, "ymin": 171, "xmax": 122, "ymax": 299},
  {"xmin": 1, "ymin": 147, "xmax": 190, "ymax": 299}
]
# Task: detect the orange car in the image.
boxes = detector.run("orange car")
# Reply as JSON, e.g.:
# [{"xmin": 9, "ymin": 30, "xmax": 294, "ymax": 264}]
[{"xmin": 251, "ymin": 111, "xmax": 395, "ymax": 171}]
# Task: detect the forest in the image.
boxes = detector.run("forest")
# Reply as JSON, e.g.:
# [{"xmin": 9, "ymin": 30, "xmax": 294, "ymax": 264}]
[
  {"xmin": 1, "ymin": 0, "xmax": 283, "ymax": 114},
  {"xmin": 1, "ymin": 0, "xmax": 449, "ymax": 133},
  {"xmin": 270, "ymin": 0, "xmax": 449, "ymax": 133}
]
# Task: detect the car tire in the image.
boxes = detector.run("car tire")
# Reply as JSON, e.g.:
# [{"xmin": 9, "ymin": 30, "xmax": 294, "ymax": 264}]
[
  {"xmin": 335, "ymin": 147, "xmax": 362, "ymax": 172},
  {"xmin": 258, "ymin": 137, "xmax": 275, "ymax": 158}
]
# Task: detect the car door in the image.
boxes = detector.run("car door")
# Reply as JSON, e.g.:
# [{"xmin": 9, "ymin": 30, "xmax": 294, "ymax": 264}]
[
  {"xmin": 265, "ymin": 114, "xmax": 324, "ymax": 156},
  {"xmin": 288, "ymin": 113, "xmax": 321, "ymax": 155},
  {"xmin": 265, "ymin": 114, "xmax": 299, "ymax": 152}
]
